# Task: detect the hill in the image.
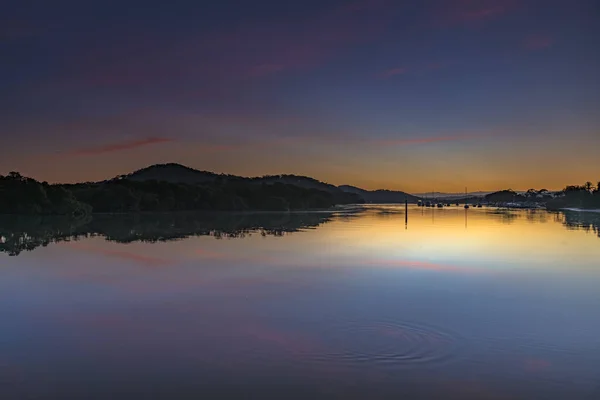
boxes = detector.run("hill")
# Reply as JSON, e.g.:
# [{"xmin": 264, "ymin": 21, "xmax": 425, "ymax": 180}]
[
  {"xmin": 120, "ymin": 163, "xmax": 228, "ymax": 184},
  {"xmin": 339, "ymin": 185, "xmax": 420, "ymax": 203},
  {"xmin": 1, "ymin": 167, "xmax": 364, "ymax": 215},
  {"xmin": 119, "ymin": 164, "xmax": 361, "ymax": 205}
]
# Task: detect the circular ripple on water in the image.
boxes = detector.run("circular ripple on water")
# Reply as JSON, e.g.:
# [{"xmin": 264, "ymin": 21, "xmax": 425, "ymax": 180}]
[{"xmin": 316, "ymin": 320, "xmax": 465, "ymax": 368}]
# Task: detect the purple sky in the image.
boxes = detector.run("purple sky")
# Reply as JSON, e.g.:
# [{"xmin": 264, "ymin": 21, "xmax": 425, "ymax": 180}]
[{"xmin": 1, "ymin": 0, "xmax": 599, "ymax": 191}]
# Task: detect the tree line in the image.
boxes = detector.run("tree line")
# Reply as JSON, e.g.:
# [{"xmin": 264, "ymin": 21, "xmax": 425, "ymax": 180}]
[
  {"xmin": 483, "ymin": 182, "xmax": 600, "ymax": 210},
  {"xmin": 546, "ymin": 181, "xmax": 600, "ymax": 210},
  {"xmin": 0, "ymin": 172, "xmax": 362, "ymax": 215}
]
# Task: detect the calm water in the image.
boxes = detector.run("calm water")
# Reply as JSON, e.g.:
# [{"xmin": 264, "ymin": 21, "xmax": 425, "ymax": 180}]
[{"xmin": 1, "ymin": 206, "xmax": 600, "ymax": 399}]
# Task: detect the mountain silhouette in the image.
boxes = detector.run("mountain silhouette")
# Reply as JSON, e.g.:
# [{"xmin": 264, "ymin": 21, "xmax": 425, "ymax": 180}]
[
  {"xmin": 118, "ymin": 163, "xmax": 361, "ymax": 203},
  {"xmin": 121, "ymin": 163, "xmax": 224, "ymax": 184},
  {"xmin": 338, "ymin": 185, "xmax": 419, "ymax": 203}
]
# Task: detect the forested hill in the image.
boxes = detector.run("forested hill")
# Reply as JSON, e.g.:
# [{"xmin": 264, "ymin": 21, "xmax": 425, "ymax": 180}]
[
  {"xmin": 122, "ymin": 163, "xmax": 224, "ymax": 184},
  {"xmin": 117, "ymin": 163, "xmax": 358, "ymax": 206},
  {"xmin": 0, "ymin": 167, "xmax": 363, "ymax": 215},
  {"xmin": 338, "ymin": 185, "xmax": 420, "ymax": 203},
  {"xmin": 122, "ymin": 164, "xmax": 344, "ymax": 193}
]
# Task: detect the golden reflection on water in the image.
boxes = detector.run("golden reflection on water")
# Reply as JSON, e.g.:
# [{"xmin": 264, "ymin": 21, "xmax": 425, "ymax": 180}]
[
  {"xmin": 8, "ymin": 206, "xmax": 600, "ymax": 277},
  {"xmin": 2, "ymin": 207, "xmax": 600, "ymax": 400},
  {"xmin": 268, "ymin": 206, "xmax": 600, "ymax": 273}
]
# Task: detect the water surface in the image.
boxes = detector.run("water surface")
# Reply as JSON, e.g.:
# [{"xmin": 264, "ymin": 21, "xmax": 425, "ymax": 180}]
[{"xmin": 1, "ymin": 206, "xmax": 599, "ymax": 399}]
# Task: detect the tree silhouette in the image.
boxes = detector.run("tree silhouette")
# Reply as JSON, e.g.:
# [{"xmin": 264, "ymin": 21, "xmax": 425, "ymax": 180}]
[
  {"xmin": 7, "ymin": 171, "xmax": 23, "ymax": 180},
  {"xmin": 526, "ymin": 188, "xmax": 537, "ymax": 198},
  {"xmin": 547, "ymin": 181, "xmax": 600, "ymax": 210},
  {"xmin": 1, "ymin": 172, "xmax": 361, "ymax": 215}
]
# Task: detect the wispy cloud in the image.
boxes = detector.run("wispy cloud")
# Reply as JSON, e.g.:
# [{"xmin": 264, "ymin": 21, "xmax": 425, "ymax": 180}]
[
  {"xmin": 68, "ymin": 0, "xmax": 394, "ymax": 87},
  {"xmin": 378, "ymin": 67, "xmax": 409, "ymax": 78},
  {"xmin": 524, "ymin": 34, "xmax": 553, "ymax": 50},
  {"xmin": 239, "ymin": 2, "xmax": 393, "ymax": 77},
  {"xmin": 66, "ymin": 137, "xmax": 175, "ymax": 156}
]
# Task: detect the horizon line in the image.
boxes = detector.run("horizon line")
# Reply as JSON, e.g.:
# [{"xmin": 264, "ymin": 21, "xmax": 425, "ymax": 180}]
[{"xmin": 1, "ymin": 163, "xmax": 571, "ymax": 194}]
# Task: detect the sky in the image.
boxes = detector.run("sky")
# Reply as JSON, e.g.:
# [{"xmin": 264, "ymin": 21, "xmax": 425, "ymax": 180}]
[{"xmin": 1, "ymin": 0, "xmax": 599, "ymax": 192}]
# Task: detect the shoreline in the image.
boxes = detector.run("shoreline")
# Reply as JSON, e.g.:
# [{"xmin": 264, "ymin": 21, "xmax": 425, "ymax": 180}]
[
  {"xmin": 0, "ymin": 205, "xmax": 366, "ymax": 218},
  {"xmin": 560, "ymin": 208, "xmax": 600, "ymax": 213}
]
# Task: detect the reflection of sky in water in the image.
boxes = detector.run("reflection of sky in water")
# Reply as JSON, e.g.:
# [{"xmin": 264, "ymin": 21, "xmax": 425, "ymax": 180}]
[{"xmin": 1, "ymin": 207, "xmax": 600, "ymax": 399}]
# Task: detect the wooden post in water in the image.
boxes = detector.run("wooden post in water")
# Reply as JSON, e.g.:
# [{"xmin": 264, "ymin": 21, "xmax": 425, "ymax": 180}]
[{"xmin": 405, "ymin": 195, "xmax": 408, "ymax": 227}]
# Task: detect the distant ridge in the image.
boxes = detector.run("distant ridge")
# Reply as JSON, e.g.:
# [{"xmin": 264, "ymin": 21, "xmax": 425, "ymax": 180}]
[
  {"xmin": 116, "ymin": 163, "xmax": 362, "ymax": 204},
  {"xmin": 121, "ymin": 163, "xmax": 341, "ymax": 192},
  {"xmin": 121, "ymin": 164, "xmax": 424, "ymax": 204},
  {"xmin": 339, "ymin": 185, "xmax": 420, "ymax": 203}
]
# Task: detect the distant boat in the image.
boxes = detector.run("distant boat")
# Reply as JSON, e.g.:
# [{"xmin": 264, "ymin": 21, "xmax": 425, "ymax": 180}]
[
  {"xmin": 464, "ymin": 187, "xmax": 470, "ymax": 209},
  {"xmin": 425, "ymin": 201, "xmax": 432, "ymax": 207},
  {"xmin": 437, "ymin": 203, "xmax": 443, "ymax": 208},
  {"xmin": 477, "ymin": 204, "xmax": 482, "ymax": 208},
  {"xmin": 417, "ymin": 200, "xmax": 423, "ymax": 207}
]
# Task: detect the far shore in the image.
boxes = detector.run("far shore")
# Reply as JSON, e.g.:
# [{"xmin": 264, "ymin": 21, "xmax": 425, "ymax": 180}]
[
  {"xmin": 561, "ymin": 208, "xmax": 600, "ymax": 213},
  {"xmin": 0, "ymin": 205, "xmax": 365, "ymax": 218}
]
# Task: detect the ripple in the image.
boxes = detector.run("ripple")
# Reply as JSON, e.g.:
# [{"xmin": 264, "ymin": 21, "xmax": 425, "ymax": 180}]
[{"xmin": 316, "ymin": 320, "xmax": 465, "ymax": 368}]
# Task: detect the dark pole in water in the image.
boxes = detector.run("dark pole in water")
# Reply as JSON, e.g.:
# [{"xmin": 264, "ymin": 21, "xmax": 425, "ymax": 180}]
[{"xmin": 405, "ymin": 195, "xmax": 408, "ymax": 227}]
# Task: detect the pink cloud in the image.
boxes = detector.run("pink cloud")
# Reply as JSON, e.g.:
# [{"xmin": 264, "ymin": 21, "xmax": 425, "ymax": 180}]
[
  {"xmin": 67, "ymin": 1, "xmax": 394, "ymax": 85},
  {"xmin": 378, "ymin": 67, "xmax": 409, "ymax": 78},
  {"xmin": 65, "ymin": 137, "xmax": 175, "ymax": 156},
  {"xmin": 524, "ymin": 35, "xmax": 553, "ymax": 50}
]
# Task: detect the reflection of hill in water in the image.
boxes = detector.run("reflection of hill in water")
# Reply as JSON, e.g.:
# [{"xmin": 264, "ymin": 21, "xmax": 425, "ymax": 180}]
[
  {"xmin": 2, "ymin": 208, "xmax": 599, "ymax": 256},
  {"xmin": 0, "ymin": 211, "xmax": 354, "ymax": 256}
]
